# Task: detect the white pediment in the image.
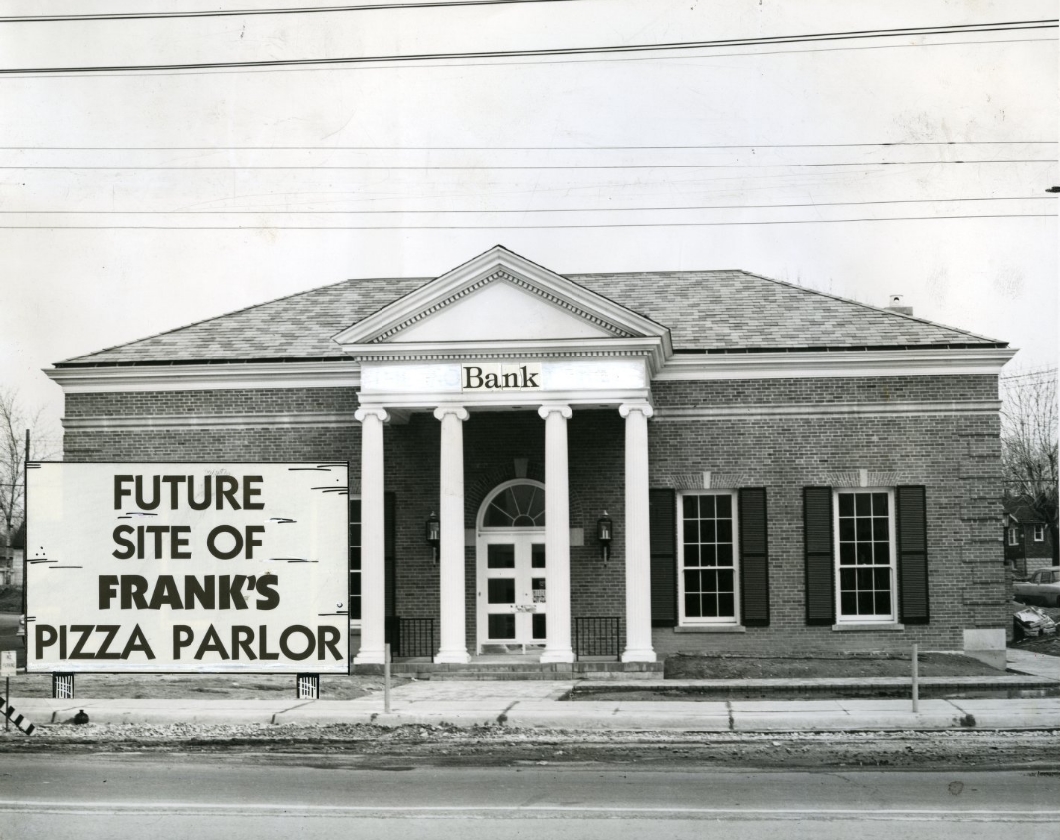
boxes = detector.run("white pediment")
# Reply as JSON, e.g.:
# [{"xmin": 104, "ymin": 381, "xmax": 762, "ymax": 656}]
[
  {"xmin": 333, "ymin": 246, "xmax": 673, "ymax": 372},
  {"xmin": 385, "ymin": 278, "xmax": 614, "ymax": 343}
]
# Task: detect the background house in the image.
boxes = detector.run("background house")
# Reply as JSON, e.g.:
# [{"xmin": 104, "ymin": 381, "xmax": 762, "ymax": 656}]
[{"xmin": 1004, "ymin": 497, "xmax": 1056, "ymax": 575}]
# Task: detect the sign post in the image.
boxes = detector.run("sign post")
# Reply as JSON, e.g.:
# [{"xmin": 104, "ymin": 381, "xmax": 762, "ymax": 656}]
[{"xmin": 0, "ymin": 651, "xmax": 15, "ymax": 732}]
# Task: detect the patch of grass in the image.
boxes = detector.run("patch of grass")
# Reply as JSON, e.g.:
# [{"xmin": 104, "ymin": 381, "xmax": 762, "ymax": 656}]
[{"xmin": 664, "ymin": 652, "xmax": 1005, "ymax": 680}]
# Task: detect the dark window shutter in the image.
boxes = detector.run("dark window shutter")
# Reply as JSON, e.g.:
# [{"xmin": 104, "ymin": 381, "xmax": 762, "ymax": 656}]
[
  {"xmin": 349, "ymin": 498, "xmax": 361, "ymax": 621},
  {"xmin": 649, "ymin": 488, "xmax": 677, "ymax": 627},
  {"xmin": 896, "ymin": 485, "xmax": 929, "ymax": 624},
  {"xmin": 803, "ymin": 486, "xmax": 835, "ymax": 625},
  {"xmin": 384, "ymin": 491, "xmax": 396, "ymax": 619},
  {"xmin": 738, "ymin": 488, "xmax": 770, "ymax": 627}
]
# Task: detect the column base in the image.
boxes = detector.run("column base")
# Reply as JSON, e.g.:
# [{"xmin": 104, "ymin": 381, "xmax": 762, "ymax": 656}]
[
  {"xmin": 353, "ymin": 649, "xmax": 386, "ymax": 665},
  {"xmin": 621, "ymin": 648, "xmax": 657, "ymax": 663},
  {"xmin": 434, "ymin": 650, "xmax": 471, "ymax": 664},
  {"xmin": 540, "ymin": 649, "xmax": 575, "ymax": 664}
]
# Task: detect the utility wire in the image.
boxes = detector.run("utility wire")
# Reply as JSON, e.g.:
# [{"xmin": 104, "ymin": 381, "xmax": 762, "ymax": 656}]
[
  {"xmin": 5, "ymin": 196, "xmax": 1056, "ymax": 215},
  {"xmin": 0, "ymin": 18, "xmax": 1053, "ymax": 75},
  {"xmin": 0, "ymin": 0, "xmax": 581, "ymax": 23},
  {"xmin": 7, "ymin": 36, "xmax": 1053, "ymax": 79},
  {"xmin": 5, "ymin": 141, "xmax": 1053, "ymax": 150},
  {"xmin": 0, "ymin": 213, "xmax": 1051, "ymax": 230},
  {"xmin": 2, "ymin": 160, "xmax": 1052, "ymax": 170}
]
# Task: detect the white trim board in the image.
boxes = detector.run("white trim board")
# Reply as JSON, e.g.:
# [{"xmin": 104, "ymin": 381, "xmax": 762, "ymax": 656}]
[
  {"xmin": 63, "ymin": 412, "xmax": 357, "ymax": 431},
  {"xmin": 46, "ymin": 360, "xmax": 360, "ymax": 393},
  {"xmin": 45, "ymin": 347, "xmax": 1014, "ymax": 397},
  {"xmin": 655, "ymin": 347, "xmax": 1015, "ymax": 380}
]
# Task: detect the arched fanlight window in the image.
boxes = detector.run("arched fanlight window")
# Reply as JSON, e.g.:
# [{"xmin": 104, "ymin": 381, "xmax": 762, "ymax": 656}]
[{"xmin": 483, "ymin": 481, "xmax": 545, "ymax": 528}]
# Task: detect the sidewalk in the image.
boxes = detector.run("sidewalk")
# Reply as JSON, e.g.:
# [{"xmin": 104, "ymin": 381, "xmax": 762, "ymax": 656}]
[
  {"xmin": 6, "ymin": 649, "xmax": 1056, "ymax": 735},
  {"xmin": 9, "ymin": 678, "xmax": 1060, "ymax": 733}
]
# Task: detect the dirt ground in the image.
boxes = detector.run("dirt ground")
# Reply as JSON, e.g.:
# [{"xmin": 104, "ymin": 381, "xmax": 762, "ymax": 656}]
[{"xmin": 1, "ymin": 723, "xmax": 1058, "ymax": 772}]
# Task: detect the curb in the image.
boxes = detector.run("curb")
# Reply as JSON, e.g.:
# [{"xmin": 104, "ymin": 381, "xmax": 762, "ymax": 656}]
[{"xmin": 9, "ymin": 700, "xmax": 1060, "ymax": 733}]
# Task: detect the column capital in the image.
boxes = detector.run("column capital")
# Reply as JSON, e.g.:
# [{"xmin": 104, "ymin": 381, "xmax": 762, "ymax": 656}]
[
  {"xmin": 537, "ymin": 403, "xmax": 573, "ymax": 420},
  {"xmin": 619, "ymin": 402, "xmax": 654, "ymax": 420},
  {"xmin": 354, "ymin": 407, "xmax": 389, "ymax": 424},
  {"xmin": 433, "ymin": 406, "xmax": 469, "ymax": 422}
]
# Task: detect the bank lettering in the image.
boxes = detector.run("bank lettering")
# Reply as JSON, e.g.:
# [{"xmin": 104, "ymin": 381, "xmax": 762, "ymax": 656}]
[{"xmin": 462, "ymin": 363, "xmax": 541, "ymax": 391}]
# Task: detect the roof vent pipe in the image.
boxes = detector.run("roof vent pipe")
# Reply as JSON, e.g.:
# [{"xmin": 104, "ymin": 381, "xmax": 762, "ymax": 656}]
[{"xmin": 886, "ymin": 294, "xmax": 913, "ymax": 316}]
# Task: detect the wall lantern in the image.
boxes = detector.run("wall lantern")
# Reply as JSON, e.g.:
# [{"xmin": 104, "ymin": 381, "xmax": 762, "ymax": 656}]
[
  {"xmin": 597, "ymin": 511, "xmax": 613, "ymax": 565},
  {"xmin": 426, "ymin": 511, "xmax": 440, "ymax": 564}
]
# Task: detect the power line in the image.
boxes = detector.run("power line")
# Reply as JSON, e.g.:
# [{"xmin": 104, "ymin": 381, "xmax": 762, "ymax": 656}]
[
  {"xmin": 5, "ymin": 196, "xmax": 1055, "ymax": 215},
  {"xmin": 0, "ymin": 18, "xmax": 1053, "ymax": 75},
  {"xmin": 2, "ymin": 160, "xmax": 1052, "ymax": 170},
  {"xmin": 7, "ymin": 36, "xmax": 1052, "ymax": 79},
  {"xmin": 1001, "ymin": 368, "xmax": 1059, "ymax": 380},
  {"xmin": 0, "ymin": 0, "xmax": 583, "ymax": 24},
  {"xmin": 0, "ymin": 213, "xmax": 1051, "ymax": 230},
  {"xmin": 3, "ymin": 141, "xmax": 1054, "ymax": 150}
]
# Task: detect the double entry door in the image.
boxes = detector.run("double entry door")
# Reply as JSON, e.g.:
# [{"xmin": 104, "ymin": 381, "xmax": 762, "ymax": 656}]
[{"xmin": 477, "ymin": 532, "xmax": 547, "ymax": 652}]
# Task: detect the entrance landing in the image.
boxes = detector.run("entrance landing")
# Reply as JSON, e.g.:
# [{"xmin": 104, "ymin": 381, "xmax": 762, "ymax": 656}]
[{"xmin": 358, "ymin": 656, "xmax": 664, "ymax": 681}]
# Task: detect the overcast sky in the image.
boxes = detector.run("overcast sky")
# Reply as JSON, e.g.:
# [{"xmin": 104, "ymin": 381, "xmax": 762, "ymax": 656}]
[{"xmin": 0, "ymin": 0, "xmax": 1056, "ymax": 449}]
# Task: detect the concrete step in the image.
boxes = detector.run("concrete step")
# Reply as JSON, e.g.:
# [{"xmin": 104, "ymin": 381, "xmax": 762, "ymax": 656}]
[
  {"xmin": 425, "ymin": 671, "xmax": 574, "ymax": 681},
  {"xmin": 358, "ymin": 660, "xmax": 665, "ymax": 679}
]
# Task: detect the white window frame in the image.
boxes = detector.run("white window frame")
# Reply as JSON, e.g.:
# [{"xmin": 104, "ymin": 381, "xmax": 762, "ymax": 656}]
[
  {"xmin": 1033, "ymin": 525, "xmax": 1045, "ymax": 542},
  {"xmin": 677, "ymin": 490, "xmax": 741, "ymax": 626},
  {"xmin": 1008, "ymin": 528, "xmax": 1019, "ymax": 546},
  {"xmin": 349, "ymin": 495, "xmax": 361, "ymax": 629},
  {"xmin": 833, "ymin": 488, "xmax": 897, "ymax": 624}
]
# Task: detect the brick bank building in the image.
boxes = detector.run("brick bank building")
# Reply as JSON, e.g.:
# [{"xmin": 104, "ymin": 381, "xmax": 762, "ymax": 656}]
[{"xmin": 47, "ymin": 247, "xmax": 1013, "ymax": 671}]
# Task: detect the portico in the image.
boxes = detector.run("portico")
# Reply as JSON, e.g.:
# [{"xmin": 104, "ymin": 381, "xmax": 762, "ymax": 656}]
[{"xmin": 339, "ymin": 247, "xmax": 670, "ymax": 666}]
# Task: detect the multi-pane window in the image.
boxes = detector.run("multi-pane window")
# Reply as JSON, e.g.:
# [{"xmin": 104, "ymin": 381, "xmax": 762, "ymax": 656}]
[
  {"xmin": 678, "ymin": 492, "xmax": 738, "ymax": 624},
  {"xmin": 483, "ymin": 483, "xmax": 545, "ymax": 528},
  {"xmin": 1033, "ymin": 525, "xmax": 1045, "ymax": 542},
  {"xmin": 349, "ymin": 498, "xmax": 361, "ymax": 624},
  {"xmin": 835, "ymin": 490, "xmax": 896, "ymax": 622},
  {"xmin": 1008, "ymin": 528, "xmax": 1019, "ymax": 546}
]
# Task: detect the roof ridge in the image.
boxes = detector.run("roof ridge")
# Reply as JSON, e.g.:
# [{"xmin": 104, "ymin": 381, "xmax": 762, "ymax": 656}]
[
  {"xmin": 737, "ymin": 269, "xmax": 1006, "ymax": 345},
  {"xmin": 60, "ymin": 275, "xmax": 393, "ymax": 364}
]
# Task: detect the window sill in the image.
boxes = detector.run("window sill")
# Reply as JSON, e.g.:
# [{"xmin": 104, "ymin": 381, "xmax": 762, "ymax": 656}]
[
  {"xmin": 674, "ymin": 625, "xmax": 746, "ymax": 634},
  {"xmin": 831, "ymin": 622, "xmax": 905, "ymax": 632}
]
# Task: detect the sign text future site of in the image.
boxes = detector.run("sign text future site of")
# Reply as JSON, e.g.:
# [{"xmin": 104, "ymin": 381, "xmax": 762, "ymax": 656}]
[{"xmin": 26, "ymin": 462, "xmax": 349, "ymax": 673}]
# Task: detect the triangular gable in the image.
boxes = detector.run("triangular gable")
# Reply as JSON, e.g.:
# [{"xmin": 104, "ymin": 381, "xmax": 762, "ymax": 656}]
[{"xmin": 333, "ymin": 246, "xmax": 670, "ymax": 348}]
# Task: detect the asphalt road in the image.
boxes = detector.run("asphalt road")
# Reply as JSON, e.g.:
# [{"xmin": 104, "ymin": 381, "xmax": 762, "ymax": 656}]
[{"xmin": 1, "ymin": 754, "xmax": 1057, "ymax": 839}]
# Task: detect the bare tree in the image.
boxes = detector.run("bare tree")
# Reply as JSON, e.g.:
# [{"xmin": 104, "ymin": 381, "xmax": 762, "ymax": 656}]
[
  {"xmin": 1000, "ymin": 368, "xmax": 1059, "ymax": 566},
  {"xmin": 0, "ymin": 389, "xmax": 59, "ymax": 563}
]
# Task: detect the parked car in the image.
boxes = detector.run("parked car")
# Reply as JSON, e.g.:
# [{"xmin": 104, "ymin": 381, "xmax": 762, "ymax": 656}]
[{"xmin": 1013, "ymin": 567, "xmax": 1060, "ymax": 608}]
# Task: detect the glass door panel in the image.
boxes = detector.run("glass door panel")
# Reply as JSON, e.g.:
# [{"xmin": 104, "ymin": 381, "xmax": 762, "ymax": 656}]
[{"xmin": 480, "ymin": 536, "xmax": 546, "ymax": 648}]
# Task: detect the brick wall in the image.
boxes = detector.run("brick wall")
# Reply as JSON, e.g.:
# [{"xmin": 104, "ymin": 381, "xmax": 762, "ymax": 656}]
[
  {"xmin": 61, "ymin": 373, "xmax": 1004, "ymax": 656},
  {"xmin": 66, "ymin": 388, "xmax": 359, "ymax": 418},
  {"xmin": 648, "ymin": 410, "xmax": 1002, "ymax": 654},
  {"xmin": 653, "ymin": 374, "xmax": 997, "ymax": 407}
]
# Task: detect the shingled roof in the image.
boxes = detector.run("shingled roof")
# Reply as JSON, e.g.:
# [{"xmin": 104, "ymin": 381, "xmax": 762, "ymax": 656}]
[{"xmin": 57, "ymin": 267, "xmax": 1004, "ymax": 366}]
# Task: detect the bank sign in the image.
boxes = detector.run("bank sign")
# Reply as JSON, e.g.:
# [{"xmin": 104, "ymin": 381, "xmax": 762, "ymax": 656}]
[
  {"xmin": 461, "ymin": 362, "xmax": 541, "ymax": 391},
  {"xmin": 25, "ymin": 462, "xmax": 349, "ymax": 673}
]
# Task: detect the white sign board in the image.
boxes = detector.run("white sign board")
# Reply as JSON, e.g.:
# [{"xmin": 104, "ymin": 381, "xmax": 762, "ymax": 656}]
[
  {"xmin": 26, "ymin": 462, "xmax": 349, "ymax": 673},
  {"xmin": 0, "ymin": 650, "xmax": 15, "ymax": 677}
]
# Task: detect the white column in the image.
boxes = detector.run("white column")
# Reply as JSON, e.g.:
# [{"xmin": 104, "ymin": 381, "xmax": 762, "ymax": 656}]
[
  {"xmin": 353, "ymin": 406, "xmax": 388, "ymax": 665},
  {"xmin": 434, "ymin": 406, "xmax": 470, "ymax": 664},
  {"xmin": 619, "ymin": 402, "xmax": 657, "ymax": 663},
  {"xmin": 538, "ymin": 403, "xmax": 574, "ymax": 664}
]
